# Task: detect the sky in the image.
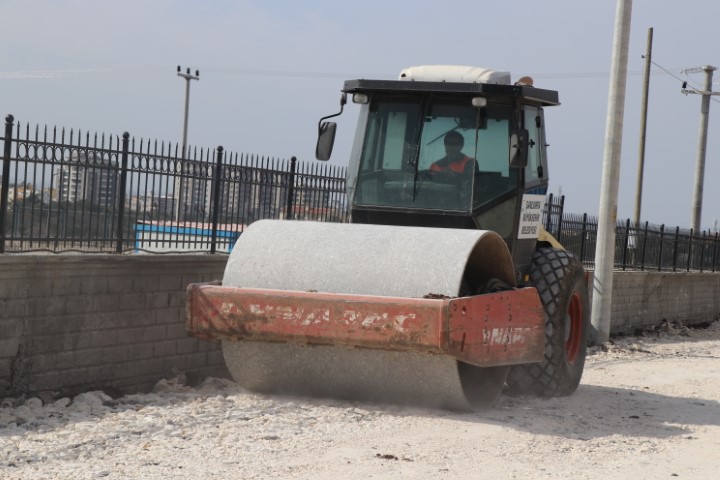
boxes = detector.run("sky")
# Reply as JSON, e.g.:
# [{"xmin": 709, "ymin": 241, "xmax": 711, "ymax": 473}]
[{"xmin": 1, "ymin": 0, "xmax": 719, "ymax": 230}]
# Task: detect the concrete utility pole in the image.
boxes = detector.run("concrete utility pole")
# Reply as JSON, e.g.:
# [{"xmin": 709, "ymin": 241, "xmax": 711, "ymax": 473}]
[
  {"xmin": 682, "ymin": 65, "xmax": 718, "ymax": 233},
  {"xmin": 590, "ymin": 0, "xmax": 633, "ymax": 344},
  {"xmin": 175, "ymin": 66, "xmax": 200, "ymax": 223},
  {"xmin": 177, "ymin": 66, "xmax": 200, "ymax": 159},
  {"xmin": 633, "ymin": 27, "xmax": 653, "ymax": 227}
]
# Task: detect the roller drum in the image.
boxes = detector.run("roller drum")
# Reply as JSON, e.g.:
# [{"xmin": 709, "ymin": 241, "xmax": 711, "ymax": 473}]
[{"xmin": 222, "ymin": 219, "xmax": 515, "ymax": 410}]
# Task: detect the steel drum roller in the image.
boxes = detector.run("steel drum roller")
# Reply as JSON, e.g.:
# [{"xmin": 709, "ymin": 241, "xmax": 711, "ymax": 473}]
[{"xmin": 221, "ymin": 219, "xmax": 516, "ymax": 410}]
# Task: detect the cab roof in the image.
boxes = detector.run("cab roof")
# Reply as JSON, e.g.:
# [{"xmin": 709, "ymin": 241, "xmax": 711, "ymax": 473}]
[{"xmin": 342, "ymin": 78, "xmax": 560, "ymax": 107}]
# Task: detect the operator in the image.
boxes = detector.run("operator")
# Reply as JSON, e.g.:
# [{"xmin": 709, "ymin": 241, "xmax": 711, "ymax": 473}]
[{"xmin": 428, "ymin": 131, "xmax": 475, "ymax": 176}]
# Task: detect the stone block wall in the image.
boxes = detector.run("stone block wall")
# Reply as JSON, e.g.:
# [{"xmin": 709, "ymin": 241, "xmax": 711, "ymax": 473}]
[
  {"xmin": 0, "ymin": 255, "xmax": 228, "ymax": 397},
  {"xmin": 601, "ymin": 271, "xmax": 720, "ymax": 334},
  {"xmin": 1, "ymin": 254, "xmax": 720, "ymax": 398}
]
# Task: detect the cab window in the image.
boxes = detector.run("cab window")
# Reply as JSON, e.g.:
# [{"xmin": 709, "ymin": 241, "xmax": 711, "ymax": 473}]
[{"xmin": 524, "ymin": 106, "xmax": 547, "ymax": 188}]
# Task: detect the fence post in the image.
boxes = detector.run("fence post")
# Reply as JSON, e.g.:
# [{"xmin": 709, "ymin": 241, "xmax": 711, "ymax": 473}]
[
  {"xmin": 545, "ymin": 193, "xmax": 554, "ymax": 232},
  {"xmin": 285, "ymin": 156, "xmax": 297, "ymax": 220},
  {"xmin": 687, "ymin": 228, "xmax": 693, "ymax": 272},
  {"xmin": 672, "ymin": 226, "xmax": 680, "ymax": 272},
  {"xmin": 210, "ymin": 146, "xmax": 224, "ymax": 254},
  {"xmin": 713, "ymin": 232, "xmax": 718, "ymax": 273},
  {"xmin": 658, "ymin": 224, "xmax": 665, "ymax": 272},
  {"xmin": 579, "ymin": 213, "xmax": 588, "ymax": 263},
  {"xmin": 115, "ymin": 132, "xmax": 130, "ymax": 253},
  {"xmin": 556, "ymin": 195, "xmax": 565, "ymax": 239},
  {"xmin": 699, "ymin": 231, "xmax": 705, "ymax": 272},
  {"xmin": 621, "ymin": 218, "xmax": 630, "ymax": 270},
  {"xmin": 0, "ymin": 114, "xmax": 13, "ymax": 254},
  {"xmin": 640, "ymin": 221, "xmax": 648, "ymax": 271}
]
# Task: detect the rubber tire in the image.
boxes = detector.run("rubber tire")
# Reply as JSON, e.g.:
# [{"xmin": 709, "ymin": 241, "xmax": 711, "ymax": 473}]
[{"xmin": 505, "ymin": 247, "xmax": 590, "ymax": 397}]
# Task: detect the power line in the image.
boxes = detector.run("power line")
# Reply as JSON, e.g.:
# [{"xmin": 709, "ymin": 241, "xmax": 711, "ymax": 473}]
[
  {"xmin": 651, "ymin": 59, "xmax": 720, "ymax": 104},
  {"xmin": 0, "ymin": 68, "xmax": 117, "ymax": 79},
  {"xmin": 0, "ymin": 66, "xmax": 690, "ymax": 82},
  {"xmin": 650, "ymin": 60, "xmax": 692, "ymax": 84}
]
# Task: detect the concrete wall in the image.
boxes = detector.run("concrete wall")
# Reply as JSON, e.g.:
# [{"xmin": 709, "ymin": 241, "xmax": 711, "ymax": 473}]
[
  {"xmin": 1, "ymin": 255, "xmax": 719, "ymax": 398},
  {"xmin": 0, "ymin": 255, "xmax": 228, "ymax": 398},
  {"xmin": 593, "ymin": 271, "xmax": 720, "ymax": 334}
]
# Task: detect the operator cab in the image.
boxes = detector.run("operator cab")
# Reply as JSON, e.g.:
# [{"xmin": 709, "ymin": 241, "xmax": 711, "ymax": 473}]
[{"xmin": 316, "ymin": 65, "xmax": 559, "ymax": 256}]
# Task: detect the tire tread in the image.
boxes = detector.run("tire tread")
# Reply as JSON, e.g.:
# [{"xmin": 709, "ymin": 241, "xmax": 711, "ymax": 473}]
[{"xmin": 506, "ymin": 247, "xmax": 589, "ymax": 397}]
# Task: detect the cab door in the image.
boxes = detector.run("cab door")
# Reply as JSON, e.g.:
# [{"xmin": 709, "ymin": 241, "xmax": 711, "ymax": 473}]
[{"xmin": 523, "ymin": 106, "xmax": 549, "ymax": 193}]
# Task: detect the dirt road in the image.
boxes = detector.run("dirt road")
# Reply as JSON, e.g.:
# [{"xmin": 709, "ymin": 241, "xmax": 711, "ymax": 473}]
[{"xmin": 1, "ymin": 322, "xmax": 719, "ymax": 479}]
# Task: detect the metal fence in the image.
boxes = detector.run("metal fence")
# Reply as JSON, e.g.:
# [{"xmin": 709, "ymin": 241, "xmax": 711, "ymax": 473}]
[
  {"xmin": 2, "ymin": 114, "xmax": 719, "ymax": 270},
  {"xmin": 545, "ymin": 207, "xmax": 720, "ymax": 273},
  {"xmin": 0, "ymin": 115, "xmax": 348, "ymax": 254}
]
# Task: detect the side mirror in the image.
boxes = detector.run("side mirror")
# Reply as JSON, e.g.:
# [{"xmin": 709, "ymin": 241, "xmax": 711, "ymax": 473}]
[
  {"xmin": 316, "ymin": 121, "xmax": 337, "ymax": 161},
  {"xmin": 509, "ymin": 129, "xmax": 529, "ymax": 168},
  {"xmin": 315, "ymin": 93, "xmax": 347, "ymax": 161}
]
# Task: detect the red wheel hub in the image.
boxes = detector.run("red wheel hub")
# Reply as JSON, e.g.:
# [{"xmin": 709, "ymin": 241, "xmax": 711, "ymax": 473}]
[{"xmin": 565, "ymin": 292, "xmax": 583, "ymax": 364}]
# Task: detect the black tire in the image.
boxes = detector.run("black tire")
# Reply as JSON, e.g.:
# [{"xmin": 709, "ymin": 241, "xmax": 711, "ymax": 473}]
[{"xmin": 505, "ymin": 248, "xmax": 590, "ymax": 397}]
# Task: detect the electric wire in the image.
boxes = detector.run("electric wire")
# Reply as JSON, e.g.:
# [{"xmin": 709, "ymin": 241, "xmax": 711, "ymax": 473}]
[
  {"xmin": 651, "ymin": 59, "xmax": 720, "ymax": 104},
  {"xmin": 0, "ymin": 66, "xmax": 688, "ymax": 81},
  {"xmin": 3, "ymin": 63, "xmax": 719, "ymax": 103}
]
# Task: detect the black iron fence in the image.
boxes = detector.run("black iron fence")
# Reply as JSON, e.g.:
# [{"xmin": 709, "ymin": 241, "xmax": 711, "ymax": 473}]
[
  {"xmin": 543, "ymin": 204, "xmax": 720, "ymax": 273},
  {"xmin": 2, "ymin": 114, "xmax": 719, "ymax": 271},
  {"xmin": 0, "ymin": 115, "xmax": 348, "ymax": 254}
]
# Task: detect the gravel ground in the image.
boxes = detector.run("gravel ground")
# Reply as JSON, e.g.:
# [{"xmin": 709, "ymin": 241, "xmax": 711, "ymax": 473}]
[{"xmin": 1, "ymin": 321, "xmax": 719, "ymax": 480}]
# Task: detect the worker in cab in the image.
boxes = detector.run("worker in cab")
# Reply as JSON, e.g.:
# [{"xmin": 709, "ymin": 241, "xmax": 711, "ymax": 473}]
[{"xmin": 429, "ymin": 131, "xmax": 475, "ymax": 176}]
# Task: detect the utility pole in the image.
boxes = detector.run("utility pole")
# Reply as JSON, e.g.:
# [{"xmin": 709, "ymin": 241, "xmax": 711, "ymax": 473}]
[
  {"xmin": 633, "ymin": 27, "xmax": 653, "ymax": 227},
  {"xmin": 177, "ymin": 66, "xmax": 200, "ymax": 159},
  {"xmin": 590, "ymin": 0, "xmax": 633, "ymax": 344},
  {"xmin": 175, "ymin": 66, "xmax": 200, "ymax": 223},
  {"xmin": 682, "ymin": 65, "xmax": 718, "ymax": 233}
]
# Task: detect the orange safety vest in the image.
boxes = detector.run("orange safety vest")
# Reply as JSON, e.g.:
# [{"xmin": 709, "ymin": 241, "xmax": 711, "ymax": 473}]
[{"xmin": 430, "ymin": 155, "xmax": 473, "ymax": 174}]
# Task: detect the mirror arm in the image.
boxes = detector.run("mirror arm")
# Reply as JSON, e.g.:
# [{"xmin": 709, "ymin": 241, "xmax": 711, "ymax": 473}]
[{"xmin": 317, "ymin": 93, "xmax": 347, "ymax": 137}]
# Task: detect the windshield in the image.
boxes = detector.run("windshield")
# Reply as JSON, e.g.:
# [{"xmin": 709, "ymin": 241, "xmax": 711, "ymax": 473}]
[{"xmin": 353, "ymin": 96, "xmax": 517, "ymax": 212}]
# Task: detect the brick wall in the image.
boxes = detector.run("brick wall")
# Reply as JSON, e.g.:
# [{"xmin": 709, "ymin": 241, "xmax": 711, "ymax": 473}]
[
  {"xmin": 1, "ymin": 255, "xmax": 719, "ymax": 398},
  {"xmin": 0, "ymin": 255, "xmax": 228, "ymax": 397}
]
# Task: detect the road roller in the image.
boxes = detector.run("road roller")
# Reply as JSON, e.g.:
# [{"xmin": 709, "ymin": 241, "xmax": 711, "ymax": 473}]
[{"xmin": 186, "ymin": 66, "xmax": 590, "ymax": 410}]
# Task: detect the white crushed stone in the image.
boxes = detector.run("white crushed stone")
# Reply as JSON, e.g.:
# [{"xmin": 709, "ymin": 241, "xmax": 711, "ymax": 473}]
[{"xmin": 1, "ymin": 323, "xmax": 719, "ymax": 479}]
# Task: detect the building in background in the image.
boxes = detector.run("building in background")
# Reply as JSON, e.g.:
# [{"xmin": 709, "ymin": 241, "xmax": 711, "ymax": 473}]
[
  {"xmin": 53, "ymin": 151, "xmax": 118, "ymax": 209},
  {"xmin": 174, "ymin": 160, "xmax": 212, "ymax": 221},
  {"xmin": 218, "ymin": 164, "xmax": 290, "ymax": 222}
]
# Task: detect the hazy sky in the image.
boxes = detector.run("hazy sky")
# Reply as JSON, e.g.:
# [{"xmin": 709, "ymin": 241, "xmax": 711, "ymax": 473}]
[{"xmin": 2, "ymin": 0, "xmax": 719, "ymax": 229}]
